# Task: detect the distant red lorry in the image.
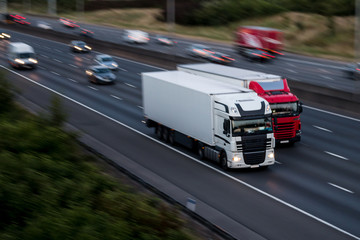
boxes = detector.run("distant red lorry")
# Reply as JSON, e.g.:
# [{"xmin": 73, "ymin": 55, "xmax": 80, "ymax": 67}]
[{"xmin": 235, "ymin": 26, "xmax": 284, "ymax": 58}]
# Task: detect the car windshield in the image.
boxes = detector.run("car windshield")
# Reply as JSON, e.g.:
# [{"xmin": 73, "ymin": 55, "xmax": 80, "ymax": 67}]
[
  {"xmin": 271, "ymin": 102, "xmax": 299, "ymax": 116},
  {"xmin": 94, "ymin": 68, "xmax": 110, "ymax": 74},
  {"xmin": 101, "ymin": 57, "xmax": 113, "ymax": 62},
  {"xmin": 19, "ymin": 53, "xmax": 35, "ymax": 58},
  {"xmin": 76, "ymin": 42, "xmax": 85, "ymax": 46},
  {"xmin": 232, "ymin": 117, "xmax": 272, "ymax": 136}
]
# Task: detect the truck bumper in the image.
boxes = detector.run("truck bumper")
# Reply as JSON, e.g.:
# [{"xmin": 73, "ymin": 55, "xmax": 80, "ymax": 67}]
[
  {"xmin": 227, "ymin": 149, "xmax": 275, "ymax": 169},
  {"xmin": 276, "ymin": 135, "xmax": 301, "ymax": 145}
]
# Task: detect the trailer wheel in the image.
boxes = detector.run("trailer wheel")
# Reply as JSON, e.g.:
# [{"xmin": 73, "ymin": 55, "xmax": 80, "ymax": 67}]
[
  {"xmin": 156, "ymin": 125, "xmax": 162, "ymax": 139},
  {"xmin": 168, "ymin": 130, "xmax": 175, "ymax": 145},
  {"xmin": 162, "ymin": 127, "xmax": 169, "ymax": 142},
  {"xmin": 197, "ymin": 143, "xmax": 205, "ymax": 160},
  {"xmin": 220, "ymin": 152, "xmax": 228, "ymax": 171}
]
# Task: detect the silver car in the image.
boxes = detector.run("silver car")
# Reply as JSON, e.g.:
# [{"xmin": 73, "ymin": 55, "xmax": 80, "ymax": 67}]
[
  {"xmin": 85, "ymin": 65, "xmax": 116, "ymax": 84},
  {"xmin": 95, "ymin": 54, "xmax": 118, "ymax": 71}
]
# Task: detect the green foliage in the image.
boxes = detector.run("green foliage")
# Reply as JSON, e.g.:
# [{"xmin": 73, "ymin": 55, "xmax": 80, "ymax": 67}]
[
  {"xmin": 0, "ymin": 71, "xmax": 15, "ymax": 114},
  {"xmin": 0, "ymin": 81, "xmax": 194, "ymax": 239}
]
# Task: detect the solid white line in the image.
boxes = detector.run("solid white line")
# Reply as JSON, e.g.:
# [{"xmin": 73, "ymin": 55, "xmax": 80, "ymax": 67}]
[
  {"xmin": 125, "ymin": 83, "xmax": 136, "ymax": 88},
  {"xmin": 88, "ymin": 86, "xmax": 98, "ymax": 91},
  {"xmin": 111, "ymin": 95, "xmax": 122, "ymax": 100},
  {"xmin": 328, "ymin": 182, "xmax": 354, "ymax": 194},
  {"xmin": 324, "ymin": 151, "xmax": 349, "ymax": 160},
  {"xmin": 303, "ymin": 105, "xmax": 360, "ymax": 122},
  {"xmin": 1, "ymin": 63, "xmax": 358, "ymax": 240},
  {"xmin": 51, "ymin": 71, "xmax": 60, "ymax": 76},
  {"xmin": 67, "ymin": 78, "xmax": 77, "ymax": 83},
  {"xmin": 54, "ymin": 59, "xmax": 62, "ymax": 63},
  {"xmin": 313, "ymin": 125, "xmax": 332, "ymax": 133},
  {"xmin": 69, "ymin": 64, "xmax": 79, "ymax": 68}
]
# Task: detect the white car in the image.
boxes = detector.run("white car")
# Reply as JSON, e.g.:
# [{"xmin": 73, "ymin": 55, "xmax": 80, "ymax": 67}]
[
  {"xmin": 123, "ymin": 30, "xmax": 150, "ymax": 44},
  {"xmin": 95, "ymin": 54, "xmax": 118, "ymax": 71},
  {"xmin": 37, "ymin": 21, "xmax": 52, "ymax": 30}
]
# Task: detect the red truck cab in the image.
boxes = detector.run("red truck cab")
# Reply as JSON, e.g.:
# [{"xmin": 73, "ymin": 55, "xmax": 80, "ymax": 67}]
[{"xmin": 249, "ymin": 79, "xmax": 302, "ymax": 145}]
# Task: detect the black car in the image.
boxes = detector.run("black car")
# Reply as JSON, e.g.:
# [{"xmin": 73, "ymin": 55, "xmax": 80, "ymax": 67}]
[
  {"xmin": 208, "ymin": 52, "xmax": 235, "ymax": 65},
  {"xmin": 70, "ymin": 40, "xmax": 92, "ymax": 53},
  {"xmin": 343, "ymin": 62, "xmax": 360, "ymax": 80},
  {"xmin": 85, "ymin": 66, "xmax": 116, "ymax": 84},
  {"xmin": 241, "ymin": 49, "xmax": 274, "ymax": 62}
]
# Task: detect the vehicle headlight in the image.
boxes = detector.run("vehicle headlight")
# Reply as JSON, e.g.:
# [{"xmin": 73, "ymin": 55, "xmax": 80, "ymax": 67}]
[
  {"xmin": 232, "ymin": 156, "xmax": 241, "ymax": 162},
  {"xmin": 0, "ymin": 35, "xmax": 4, "ymax": 39},
  {"xmin": 111, "ymin": 63, "xmax": 118, "ymax": 67},
  {"xmin": 84, "ymin": 45, "xmax": 91, "ymax": 50},
  {"xmin": 267, "ymin": 152, "xmax": 275, "ymax": 159},
  {"xmin": 85, "ymin": 70, "xmax": 93, "ymax": 76},
  {"xmin": 74, "ymin": 46, "xmax": 82, "ymax": 50},
  {"xmin": 15, "ymin": 59, "xmax": 25, "ymax": 64},
  {"xmin": 2, "ymin": 33, "xmax": 10, "ymax": 38},
  {"xmin": 29, "ymin": 58, "xmax": 38, "ymax": 64},
  {"xmin": 266, "ymin": 103, "xmax": 271, "ymax": 112}
]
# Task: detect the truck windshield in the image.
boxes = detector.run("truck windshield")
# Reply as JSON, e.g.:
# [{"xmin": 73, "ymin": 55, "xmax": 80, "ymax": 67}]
[
  {"xmin": 19, "ymin": 53, "xmax": 35, "ymax": 58},
  {"xmin": 271, "ymin": 102, "xmax": 298, "ymax": 116},
  {"xmin": 232, "ymin": 117, "xmax": 272, "ymax": 136}
]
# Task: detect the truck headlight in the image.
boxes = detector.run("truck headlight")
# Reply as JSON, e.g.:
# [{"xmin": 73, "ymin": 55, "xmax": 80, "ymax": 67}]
[
  {"xmin": 233, "ymin": 156, "xmax": 241, "ymax": 162},
  {"xmin": 268, "ymin": 152, "xmax": 274, "ymax": 159},
  {"xmin": 85, "ymin": 45, "xmax": 91, "ymax": 50}
]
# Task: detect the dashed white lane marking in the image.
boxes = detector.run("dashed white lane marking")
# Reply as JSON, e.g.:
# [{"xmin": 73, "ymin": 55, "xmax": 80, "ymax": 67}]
[
  {"xmin": 69, "ymin": 64, "xmax": 79, "ymax": 68},
  {"xmin": 275, "ymin": 161, "xmax": 282, "ymax": 164},
  {"xmin": 287, "ymin": 63, "xmax": 296, "ymax": 67},
  {"xmin": 324, "ymin": 151, "xmax": 348, "ymax": 160},
  {"xmin": 54, "ymin": 59, "xmax": 62, "ymax": 63},
  {"xmin": 41, "ymin": 54, "xmax": 49, "ymax": 58},
  {"xmin": 55, "ymin": 49, "xmax": 62, "ymax": 53},
  {"xmin": 119, "ymin": 67, "xmax": 127, "ymax": 71},
  {"xmin": 51, "ymin": 71, "xmax": 60, "ymax": 76},
  {"xmin": 137, "ymin": 105, "xmax": 143, "ymax": 109},
  {"xmin": 328, "ymin": 182, "xmax": 354, "ymax": 194},
  {"xmin": 38, "ymin": 66, "xmax": 46, "ymax": 70},
  {"xmin": 313, "ymin": 125, "xmax": 332, "ymax": 133},
  {"xmin": 67, "ymin": 78, "xmax": 77, "ymax": 83},
  {"xmin": 111, "ymin": 95, "xmax": 122, "ymax": 100},
  {"xmin": 125, "ymin": 83, "xmax": 136, "ymax": 88},
  {"xmin": 287, "ymin": 69, "xmax": 297, "ymax": 73},
  {"xmin": 319, "ymin": 68, "xmax": 330, "ymax": 73},
  {"xmin": 88, "ymin": 86, "xmax": 98, "ymax": 91},
  {"xmin": 320, "ymin": 75, "xmax": 334, "ymax": 80}
]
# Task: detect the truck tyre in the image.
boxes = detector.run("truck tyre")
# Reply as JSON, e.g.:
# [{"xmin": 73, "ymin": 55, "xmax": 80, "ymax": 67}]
[
  {"xmin": 156, "ymin": 125, "xmax": 162, "ymax": 139},
  {"xmin": 168, "ymin": 130, "xmax": 175, "ymax": 145},
  {"xmin": 197, "ymin": 143, "xmax": 205, "ymax": 160},
  {"xmin": 220, "ymin": 152, "xmax": 228, "ymax": 170},
  {"xmin": 162, "ymin": 127, "xmax": 169, "ymax": 142}
]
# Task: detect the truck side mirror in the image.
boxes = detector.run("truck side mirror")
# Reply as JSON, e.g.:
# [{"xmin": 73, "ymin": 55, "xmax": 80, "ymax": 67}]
[
  {"xmin": 223, "ymin": 119, "xmax": 230, "ymax": 135},
  {"xmin": 299, "ymin": 102, "xmax": 303, "ymax": 114}
]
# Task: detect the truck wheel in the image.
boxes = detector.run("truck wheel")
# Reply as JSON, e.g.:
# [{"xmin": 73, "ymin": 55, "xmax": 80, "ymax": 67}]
[
  {"xmin": 162, "ymin": 127, "xmax": 169, "ymax": 142},
  {"xmin": 197, "ymin": 143, "xmax": 205, "ymax": 159},
  {"xmin": 156, "ymin": 125, "xmax": 162, "ymax": 139},
  {"xmin": 168, "ymin": 130, "xmax": 175, "ymax": 145},
  {"xmin": 220, "ymin": 152, "xmax": 228, "ymax": 170}
]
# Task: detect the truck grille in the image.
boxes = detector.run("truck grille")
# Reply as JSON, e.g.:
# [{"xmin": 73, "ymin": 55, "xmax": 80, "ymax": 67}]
[
  {"xmin": 236, "ymin": 136, "xmax": 271, "ymax": 165},
  {"xmin": 275, "ymin": 122, "xmax": 295, "ymax": 139}
]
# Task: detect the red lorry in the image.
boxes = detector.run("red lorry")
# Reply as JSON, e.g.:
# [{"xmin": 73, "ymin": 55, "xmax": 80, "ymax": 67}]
[
  {"xmin": 235, "ymin": 26, "xmax": 284, "ymax": 57},
  {"xmin": 178, "ymin": 63, "xmax": 302, "ymax": 145}
]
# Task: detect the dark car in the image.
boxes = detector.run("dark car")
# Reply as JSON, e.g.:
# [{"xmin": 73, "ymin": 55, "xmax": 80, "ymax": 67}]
[
  {"xmin": 241, "ymin": 49, "xmax": 275, "ymax": 62},
  {"xmin": 187, "ymin": 44, "xmax": 214, "ymax": 59},
  {"xmin": 4, "ymin": 14, "xmax": 30, "ymax": 25},
  {"xmin": 80, "ymin": 28, "xmax": 94, "ymax": 38},
  {"xmin": 69, "ymin": 40, "xmax": 92, "ymax": 53},
  {"xmin": 343, "ymin": 62, "xmax": 360, "ymax": 80},
  {"xmin": 155, "ymin": 35, "xmax": 176, "ymax": 46},
  {"xmin": 85, "ymin": 66, "xmax": 116, "ymax": 84},
  {"xmin": 208, "ymin": 52, "xmax": 235, "ymax": 65},
  {"xmin": 59, "ymin": 17, "xmax": 79, "ymax": 28}
]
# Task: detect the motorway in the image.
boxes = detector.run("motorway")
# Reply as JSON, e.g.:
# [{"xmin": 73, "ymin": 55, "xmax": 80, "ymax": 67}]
[
  {"xmin": 21, "ymin": 14, "xmax": 360, "ymax": 95},
  {"xmin": 0, "ymin": 27, "xmax": 360, "ymax": 239}
]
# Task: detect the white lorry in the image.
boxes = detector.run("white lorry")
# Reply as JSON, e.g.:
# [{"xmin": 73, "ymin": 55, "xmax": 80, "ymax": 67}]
[
  {"xmin": 7, "ymin": 42, "xmax": 38, "ymax": 69},
  {"xmin": 142, "ymin": 70, "xmax": 275, "ymax": 169}
]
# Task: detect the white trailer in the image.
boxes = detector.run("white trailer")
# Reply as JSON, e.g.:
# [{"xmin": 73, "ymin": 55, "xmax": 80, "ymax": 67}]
[{"xmin": 142, "ymin": 70, "xmax": 275, "ymax": 169}]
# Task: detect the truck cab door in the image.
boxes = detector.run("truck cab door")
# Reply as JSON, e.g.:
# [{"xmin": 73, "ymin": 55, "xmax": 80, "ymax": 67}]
[{"xmin": 214, "ymin": 115, "xmax": 230, "ymax": 147}]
